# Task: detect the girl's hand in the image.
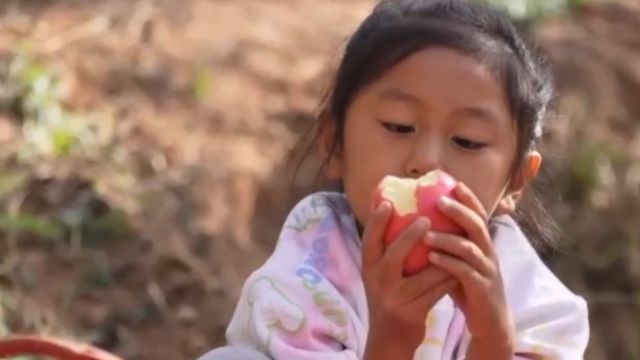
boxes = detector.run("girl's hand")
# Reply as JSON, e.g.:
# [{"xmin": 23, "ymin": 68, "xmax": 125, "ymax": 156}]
[
  {"xmin": 425, "ymin": 182, "xmax": 515, "ymax": 354},
  {"xmin": 361, "ymin": 201, "xmax": 457, "ymax": 360}
]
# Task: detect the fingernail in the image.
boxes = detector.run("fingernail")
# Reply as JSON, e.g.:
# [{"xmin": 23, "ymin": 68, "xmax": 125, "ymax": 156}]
[
  {"xmin": 416, "ymin": 217, "xmax": 429, "ymax": 229},
  {"xmin": 425, "ymin": 233, "xmax": 436, "ymax": 245},
  {"xmin": 439, "ymin": 196, "xmax": 452, "ymax": 207}
]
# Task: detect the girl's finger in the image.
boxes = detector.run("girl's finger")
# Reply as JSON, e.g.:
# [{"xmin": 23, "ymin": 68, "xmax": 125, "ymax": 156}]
[
  {"xmin": 426, "ymin": 232, "xmax": 494, "ymax": 277},
  {"xmin": 362, "ymin": 201, "xmax": 393, "ymax": 270},
  {"xmin": 398, "ymin": 266, "xmax": 451, "ymax": 302},
  {"xmin": 428, "ymin": 251, "xmax": 486, "ymax": 287},
  {"xmin": 407, "ymin": 277, "xmax": 458, "ymax": 314},
  {"xmin": 383, "ymin": 217, "xmax": 431, "ymax": 277},
  {"xmin": 437, "ymin": 197, "xmax": 494, "ymax": 258},
  {"xmin": 454, "ymin": 182, "xmax": 489, "ymax": 223}
]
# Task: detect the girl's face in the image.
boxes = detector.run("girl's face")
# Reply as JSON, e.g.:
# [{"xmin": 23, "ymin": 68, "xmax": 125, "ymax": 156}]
[{"xmin": 321, "ymin": 47, "xmax": 541, "ymax": 227}]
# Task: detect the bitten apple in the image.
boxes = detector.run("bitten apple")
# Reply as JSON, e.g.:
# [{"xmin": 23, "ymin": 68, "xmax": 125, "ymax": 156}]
[{"xmin": 373, "ymin": 170, "xmax": 465, "ymax": 275}]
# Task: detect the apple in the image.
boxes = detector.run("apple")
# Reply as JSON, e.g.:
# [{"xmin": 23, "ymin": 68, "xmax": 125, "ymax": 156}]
[{"xmin": 373, "ymin": 170, "xmax": 464, "ymax": 275}]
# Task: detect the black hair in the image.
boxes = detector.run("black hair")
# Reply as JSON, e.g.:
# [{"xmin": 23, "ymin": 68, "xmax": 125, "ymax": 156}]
[{"xmin": 293, "ymin": 0, "xmax": 558, "ymax": 251}]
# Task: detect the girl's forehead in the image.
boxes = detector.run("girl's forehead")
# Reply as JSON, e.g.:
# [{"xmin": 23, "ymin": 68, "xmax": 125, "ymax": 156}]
[
  {"xmin": 365, "ymin": 48, "xmax": 511, "ymax": 120},
  {"xmin": 377, "ymin": 48, "xmax": 499, "ymax": 92}
]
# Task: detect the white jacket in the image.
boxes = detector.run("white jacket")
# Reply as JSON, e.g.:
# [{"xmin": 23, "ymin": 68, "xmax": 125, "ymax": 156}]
[{"xmin": 225, "ymin": 192, "xmax": 589, "ymax": 359}]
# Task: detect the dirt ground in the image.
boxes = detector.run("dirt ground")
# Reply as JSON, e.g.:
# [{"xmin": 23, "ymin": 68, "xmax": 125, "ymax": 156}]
[{"xmin": 0, "ymin": 0, "xmax": 639, "ymax": 359}]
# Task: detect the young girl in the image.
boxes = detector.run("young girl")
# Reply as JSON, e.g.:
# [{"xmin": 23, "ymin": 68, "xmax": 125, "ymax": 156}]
[{"xmin": 201, "ymin": 0, "xmax": 589, "ymax": 359}]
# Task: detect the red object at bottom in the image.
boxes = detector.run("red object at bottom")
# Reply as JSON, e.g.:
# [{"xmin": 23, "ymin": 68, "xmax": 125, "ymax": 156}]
[{"xmin": 0, "ymin": 335, "xmax": 123, "ymax": 360}]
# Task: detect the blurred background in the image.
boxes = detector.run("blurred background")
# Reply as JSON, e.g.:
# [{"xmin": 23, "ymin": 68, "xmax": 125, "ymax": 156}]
[{"xmin": 0, "ymin": 0, "xmax": 638, "ymax": 359}]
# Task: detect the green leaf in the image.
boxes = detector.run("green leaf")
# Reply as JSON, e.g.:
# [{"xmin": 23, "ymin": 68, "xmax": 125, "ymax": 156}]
[
  {"xmin": 191, "ymin": 65, "xmax": 213, "ymax": 102},
  {"xmin": 22, "ymin": 62, "xmax": 53, "ymax": 90},
  {"xmin": 51, "ymin": 127, "xmax": 77, "ymax": 156},
  {"xmin": 0, "ymin": 213, "xmax": 65, "ymax": 239}
]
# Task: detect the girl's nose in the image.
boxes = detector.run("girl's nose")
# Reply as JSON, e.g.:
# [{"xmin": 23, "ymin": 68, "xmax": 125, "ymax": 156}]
[{"xmin": 404, "ymin": 137, "xmax": 442, "ymax": 178}]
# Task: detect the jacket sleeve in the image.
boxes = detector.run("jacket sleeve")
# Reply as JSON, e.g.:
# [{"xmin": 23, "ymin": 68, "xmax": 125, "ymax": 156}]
[
  {"xmin": 455, "ymin": 294, "xmax": 589, "ymax": 360},
  {"xmin": 224, "ymin": 193, "xmax": 365, "ymax": 360},
  {"xmin": 511, "ymin": 294, "xmax": 589, "ymax": 359},
  {"xmin": 455, "ymin": 216, "xmax": 590, "ymax": 360}
]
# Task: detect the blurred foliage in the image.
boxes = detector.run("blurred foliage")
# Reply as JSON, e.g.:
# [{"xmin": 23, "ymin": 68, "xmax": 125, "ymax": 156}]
[
  {"xmin": 191, "ymin": 65, "xmax": 213, "ymax": 103},
  {"xmin": 477, "ymin": 0, "xmax": 606, "ymax": 20},
  {"xmin": 0, "ymin": 49, "xmax": 137, "ymax": 338},
  {"xmin": 2, "ymin": 47, "xmax": 113, "ymax": 160},
  {"xmin": 0, "ymin": 170, "xmax": 28, "ymax": 200},
  {"xmin": 0, "ymin": 49, "xmax": 129, "ymax": 240},
  {"xmin": 566, "ymin": 141, "xmax": 629, "ymax": 203},
  {"xmin": 0, "ymin": 213, "xmax": 65, "ymax": 240}
]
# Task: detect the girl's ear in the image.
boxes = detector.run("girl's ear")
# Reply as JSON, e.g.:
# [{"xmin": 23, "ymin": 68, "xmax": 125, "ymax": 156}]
[
  {"xmin": 317, "ymin": 111, "xmax": 343, "ymax": 180},
  {"xmin": 495, "ymin": 151, "xmax": 542, "ymax": 215}
]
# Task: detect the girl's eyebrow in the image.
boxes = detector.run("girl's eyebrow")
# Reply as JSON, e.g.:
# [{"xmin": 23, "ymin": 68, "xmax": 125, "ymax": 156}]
[
  {"xmin": 377, "ymin": 87, "xmax": 503, "ymax": 126},
  {"xmin": 451, "ymin": 106, "xmax": 501, "ymax": 126},
  {"xmin": 377, "ymin": 88, "xmax": 422, "ymax": 104}
]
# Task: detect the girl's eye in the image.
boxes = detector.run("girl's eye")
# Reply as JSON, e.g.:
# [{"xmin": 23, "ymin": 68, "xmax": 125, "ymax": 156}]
[
  {"xmin": 453, "ymin": 136, "xmax": 487, "ymax": 150},
  {"xmin": 382, "ymin": 122, "xmax": 415, "ymax": 134}
]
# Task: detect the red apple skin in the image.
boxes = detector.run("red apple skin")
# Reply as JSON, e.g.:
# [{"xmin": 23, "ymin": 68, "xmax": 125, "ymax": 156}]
[
  {"xmin": 373, "ymin": 170, "xmax": 465, "ymax": 275},
  {"xmin": 415, "ymin": 172, "xmax": 465, "ymax": 235}
]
